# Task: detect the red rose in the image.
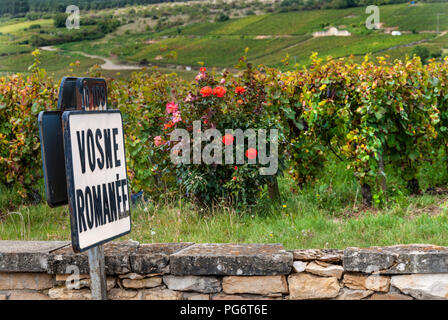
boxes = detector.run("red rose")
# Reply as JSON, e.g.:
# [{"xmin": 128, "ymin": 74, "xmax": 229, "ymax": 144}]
[
  {"xmin": 212, "ymin": 86, "xmax": 226, "ymax": 98},
  {"xmin": 222, "ymin": 134, "xmax": 234, "ymax": 145},
  {"xmin": 235, "ymin": 86, "xmax": 245, "ymax": 94},
  {"xmin": 200, "ymin": 86, "xmax": 213, "ymax": 97},
  {"xmin": 245, "ymin": 148, "xmax": 258, "ymax": 160},
  {"xmin": 200, "ymin": 67, "xmax": 207, "ymax": 73},
  {"xmin": 164, "ymin": 121, "xmax": 174, "ymax": 130}
]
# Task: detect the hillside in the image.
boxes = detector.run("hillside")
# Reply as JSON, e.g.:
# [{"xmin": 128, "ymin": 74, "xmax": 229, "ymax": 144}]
[{"xmin": 0, "ymin": 1, "xmax": 447, "ymax": 79}]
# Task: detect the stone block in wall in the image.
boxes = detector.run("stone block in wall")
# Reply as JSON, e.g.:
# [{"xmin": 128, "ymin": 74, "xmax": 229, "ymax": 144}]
[
  {"xmin": 290, "ymin": 249, "xmax": 343, "ymax": 263},
  {"xmin": 108, "ymin": 288, "xmax": 142, "ymax": 300},
  {"xmin": 334, "ymin": 288, "xmax": 374, "ymax": 300},
  {"xmin": 0, "ymin": 241, "xmax": 70, "ymax": 272},
  {"xmin": 183, "ymin": 292, "xmax": 210, "ymax": 300},
  {"xmin": 305, "ymin": 261, "xmax": 344, "ymax": 279},
  {"xmin": 343, "ymin": 274, "xmax": 390, "ymax": 292},
  {"xmin": 344, "ymin": 244, "xmax": 448, "ymax": 274},
  {"xmin": 211, "ymin": 293, "xmax": 283, "ymax": 300},
  {"xmin": 288, "ymin": 273, "xmax": 340, "ymax": 300},
  {"xmin": 6, "ymin": 290, "xmax": 51, "ymax": 300},
  {"xmin": 163, "ymin": 275, "xmax": 221, "ymax": 293},
  {"xmin": 222, "ymin": 276, "xmax": 288, "ymax": 295},
  {"xmin": 143, "ymin": 287, "xmax": 183, "ymax": 300},
  {"xmin": 118, "ymin": 273, "xmax": 147, "ymax": 280},
  {"xmin": 129, "ymin": 242, "xmax": 194, "ymax": 274},
  {"xmin": 170, "ymin": 243, "xmax": 293, "ymax": 276},
  {"xmin": 391, "ymin": 274, "xmax": 448, "ymax": 300},
  {"xmin": 0, "ymin": 272, "xmax": 53, "ymax": 290},
  {"xmin": 122, "ymin": 276, "xmax": 162, "ymax": 289},
  {"xmin": 368, "ymin": 293, "xmax": 413, "ymax": 300},
  {"xmin": 292, "ymin": 261, "xmax": 307, "ymax": 273},
  {"xmin": 48, "ymin": 287, "xmax": 92, "ymax": 300},
  {"xmin": 48, "ymin": 241, "xmax": 139, "ymax": 275}
]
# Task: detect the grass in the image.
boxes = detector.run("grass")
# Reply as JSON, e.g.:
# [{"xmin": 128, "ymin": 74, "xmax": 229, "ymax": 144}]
[
  {"xmin": 2, "ymin": 157, "xmax": 448, "ymax": 249},
  {"xmin": 0, "ymin": 18, "xmax": 53, "ymax": 34}
]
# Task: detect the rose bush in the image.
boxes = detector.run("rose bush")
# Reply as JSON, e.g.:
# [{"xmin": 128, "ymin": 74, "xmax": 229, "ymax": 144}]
[{"xmin": 165, "ymin": 65, "xmax": 284, "ymax": 207}]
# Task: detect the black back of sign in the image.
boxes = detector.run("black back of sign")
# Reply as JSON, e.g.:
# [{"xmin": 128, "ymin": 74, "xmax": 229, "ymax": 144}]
[{"xmin": 38, "ymin": 111, "xmax": 68, "ymax": 207}]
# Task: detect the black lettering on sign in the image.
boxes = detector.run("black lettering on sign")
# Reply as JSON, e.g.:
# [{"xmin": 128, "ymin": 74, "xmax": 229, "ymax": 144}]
[
  {"xmin": 104, "ymin": 129, "xmax": 113, "ymax": 169},
  {"xmin": 76, "ymin": 189, "xmax": 87, "ymax": 233},
  {"xmin": 120, "ymin": 178, "xmax": 128, "ymax": 218},
  {"xmin": 74, "ymin": 180, "xmax": 129, "ymax": 233},
  {"xmin": 115, "ymin": 174, "xmax": 122, "ymax": 215},
  {"xmin": 92, "ymin": 185, "xmax": 103, "ymax": 227},
  {"xmin": 108, "ymin": 181, "xmax": 117, "ymax": 222},
  {"xmin": 102, "ymin": 183, "xmax": 111, "ymax": 223},
  {"xmin": 75, "ymin": 128, "xmax": 122, "ymax": 174},
  {"xmin": 87, "ymin": 129, "xmax": 96, "ymax": 172},
  {"xmin": 112, "ymin": 128, "xmax": 121, "ymax": 167},
  {"xmin": 80, "ymin": 80, "xmax": 107, "ymax": 110},
  {"xmin": 85, "ymin": 186, "xmax": 94, "ymax": 230},
  {"xmin": 95, "ymin": 129, "xmax": 105, "ymax": 170},
  {"xmin": 76, "ymin": 131, "xmax": 86, "ymax": 174}
]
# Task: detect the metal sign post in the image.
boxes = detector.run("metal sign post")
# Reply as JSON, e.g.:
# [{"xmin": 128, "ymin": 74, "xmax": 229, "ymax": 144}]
[
  {"xmin": 39, "ymin": 77, "xmax": 131, "ymax": 300},
  {"xmin": 88, "ymin": 244, "xmax": 107, "ymax": 300}
]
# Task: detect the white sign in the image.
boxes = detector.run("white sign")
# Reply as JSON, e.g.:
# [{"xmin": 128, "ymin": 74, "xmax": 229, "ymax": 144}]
[{"xmin": 63, "ymin": 110, "xmax": 131, "ymax": 252}]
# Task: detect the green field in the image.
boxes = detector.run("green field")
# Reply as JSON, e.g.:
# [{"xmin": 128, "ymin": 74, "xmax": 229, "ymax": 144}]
[
  {"xmin": 159, "ymin": 3, "xmax": 448, "ymax": 36},
  {"xmin": 0, "ymin": 18, "xmax": 53, "ymax": 34}
]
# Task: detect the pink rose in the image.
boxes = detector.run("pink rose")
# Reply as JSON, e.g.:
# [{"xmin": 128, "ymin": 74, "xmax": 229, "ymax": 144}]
[
  {"xmin": 166, "ymin": 101, "xmax": 178, "ymax": 114},
  {"xmin": 195, "ymin": 73, "xmax": 205, "ymax": 82},
  {"xmin": 154, "ymin": 136, "xmax": 163, "ymax": 147},
  {"xmin": 172, "ymin": 111, "xmax": 182, "ymax": 124},
  {"xmin": 184, "ymin": 93, "xmax": 195, "ymax": 103}
]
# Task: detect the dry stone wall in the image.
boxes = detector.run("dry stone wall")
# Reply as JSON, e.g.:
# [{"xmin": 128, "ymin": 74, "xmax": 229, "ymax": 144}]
[{"xmin": 0, "ymin": 241, "xmax": 447, "ymax": 300}]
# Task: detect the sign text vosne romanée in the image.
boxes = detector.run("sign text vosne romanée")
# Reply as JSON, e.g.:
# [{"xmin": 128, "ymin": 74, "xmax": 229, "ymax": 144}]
[{"xmin": 63, "ymin": 110, "xmax": 131, "ymax": 252}]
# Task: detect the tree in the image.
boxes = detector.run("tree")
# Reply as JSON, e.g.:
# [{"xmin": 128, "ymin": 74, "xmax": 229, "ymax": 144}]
[
  {"xmin": 411, "ymin": 46, "xmax": 430, "ymax": 62},
  {"xmin": 216, "ymin": 12, "xmax": 230, "ymax": 22},
  {"xmin": 53, "ymin": 13, "xmax": 66, "ymax": 28}
]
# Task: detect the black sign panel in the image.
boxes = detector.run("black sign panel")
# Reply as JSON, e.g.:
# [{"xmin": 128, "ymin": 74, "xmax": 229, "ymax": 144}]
[
  {"xmin": 38, "ymin": 111, "xmax": 68, "ymax": 207},
  {"xmin": 58, "ymin": 77, "xmax": 78, "ymax": 111},
  {"xmin": 58, "ymin": 77, "xmax": 107, "ymax": 111},
  {"xmin": 77, "ymin": 78, "xmax": 107, "ymax": 111}
]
